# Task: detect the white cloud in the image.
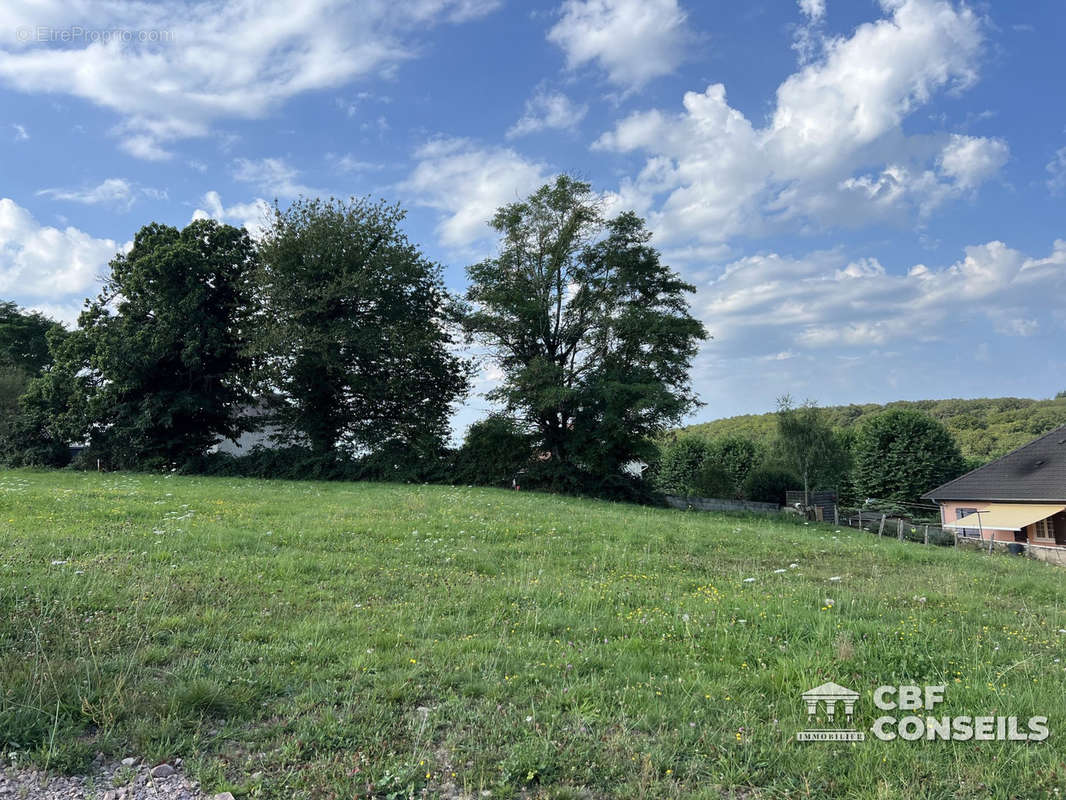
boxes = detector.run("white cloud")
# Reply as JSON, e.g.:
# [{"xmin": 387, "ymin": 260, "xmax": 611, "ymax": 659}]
[
  {"xmin": 793, "ymin": 0, "xmax": 827, "ymax": 62},
  {"xmin": 327, "ymin": 154, "xmax": 383, "ymax": 173},
  {"xmin": 595, "ymin": 0, "xmax": 998, "ymax": 245},
  {"xmin": 798, "ymin": 0, "xmax": 826, "ymax": 22},
  {"xmin": 403, "ymin": 137, "xmax": 551, "ymax": 249},
  {"xmin": 11, "ymin": 123, "xmax": 28, "ymax": 141},
  {"xmin": 506, "ymin": 89, "xmax": 588, "ymax": 138},
  {"xmin": 548, "ymin": 0, "xmax": 690, "ymax": 89},
  {"xmin": 0, "ymin": 1, "xmax": 498, "ymax": 158},
  {"xmin": 232, "ymin": 157, "xmax": 313, "ymax": 199},
  {"xmin": 37, "ymin": 178, "xmax": 135, "ymax": 208},
  {"xmin": 0, "ymin": 198, "xmax": 122, "ymax": 305},
  {"xmin": 1047, "ymin": 147, "xmax": 1066, "ymax": 196},
  {"xmin": 192, "ymin": 191, "xmax": 272, "ymax": 239},
  {"xmin": 698, "ymin": 239, "xmax": 1066, "ymax": 361},
  {"xmin": 937, "ymin": 134, "xmax": 1009, "ymax": 189}
]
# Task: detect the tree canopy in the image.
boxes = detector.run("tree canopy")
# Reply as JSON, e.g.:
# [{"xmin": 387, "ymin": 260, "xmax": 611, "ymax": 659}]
[
  {"xmin": 256, "ymin": 196, "xmax": 470, "ymax": 460},
  {"xmin": 22, "ymin": 220, "xmax": 258, "ymax": 468},
  {"xmin": 774, "ymin": 396, "xmax": 850, "ymax": 505},
  {"xmin": 465, "ymin": 176, "xmax": 707, "ymax": 491},
  {"xmin": 853, "ymin": 408, "xmax": 966, "ymax": 505},
  {"xmin": 679, "ymin": 395, "xmax": 1066, "ymax": 464}
]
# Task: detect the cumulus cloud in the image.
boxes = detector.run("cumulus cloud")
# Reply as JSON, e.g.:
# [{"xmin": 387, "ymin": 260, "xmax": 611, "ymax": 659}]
[
  {"xmin": 548, "ymin": 0, "xmax": 690, "ymax": 89},
  {"xmin": 191, "ymin": 191, "xmax": 272, "ymax": 239},
  {"xmin": 699, "ymin": 239, "xmax": 1066, "ymax": 359},
  {"xmin": 937, "ymin": 134, "xmax": 1009, "ymax": 189},
  {"xmin": 0, "ymin": 198, "xmax": 123, "ymax": 316},
  {"xmin": 595, "ymin": 0, "xmax": 1002, "ymax": 244},
  {"xmin": 0, "ymin": 0, "xmax": 499, "ymax": 158},
  {"xmin": 507, "ymin": 89, "xmax": 588, "ymax": 138},
  {"xmin": 403, "ymin": 137, "xmax": 551, "ymax": 249},
  {"xmin": 11, "ymin": 123, "xmax": 28, "ymax": 141}
]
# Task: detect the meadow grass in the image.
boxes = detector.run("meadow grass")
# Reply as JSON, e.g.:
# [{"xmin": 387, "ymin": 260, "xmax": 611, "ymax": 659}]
[{"xmin": 1, "ymin": 469, "xmax": 1065, "ymax": 799}]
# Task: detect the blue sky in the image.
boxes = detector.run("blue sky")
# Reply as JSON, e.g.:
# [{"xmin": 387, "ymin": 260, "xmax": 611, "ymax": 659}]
[{"xmin": 2, "ymin": 0, "xmax": 1065, "ymax": 435}]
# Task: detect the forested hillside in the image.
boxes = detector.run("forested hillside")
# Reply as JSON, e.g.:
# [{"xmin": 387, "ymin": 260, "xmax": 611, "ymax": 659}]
[{"xmin": 681, "ymin": 395, "xmax": 1066, "ymax": 463}]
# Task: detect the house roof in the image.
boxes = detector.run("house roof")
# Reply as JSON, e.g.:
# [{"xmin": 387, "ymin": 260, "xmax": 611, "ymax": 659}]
[{"xmin": 922, "ymin": 425, "xmax": 1066, "ymax": 502}]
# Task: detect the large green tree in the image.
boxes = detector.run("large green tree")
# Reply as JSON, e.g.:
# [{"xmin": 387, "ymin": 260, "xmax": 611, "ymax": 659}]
[
  {"xmin": 0, "ymin": 303, "xmax": 67, "ymax": 464},
  {"xmin": 774, "ymin": 396, "xmax": 850, "ymax": 506},
  {"xmin": 27, "ymin": 220, "xmax": 258, "ymax": 468},
  {"xmin": 257, "ymin": 197, "xmax": 469, "ymax": 459},
  {"xmin": 0, "ymin": 301, "xmax": 63, "ymax": 422},
  {"xmin": 465, "ymin": 176, "xmax": 707, "ymax": 488},
  {"xmin": 0, "ymin": 301, "xmax": 62, "ymax": 376},
  {"xmin": 853, "ymin": 408, "xmax": 965, "ymax": 505}
]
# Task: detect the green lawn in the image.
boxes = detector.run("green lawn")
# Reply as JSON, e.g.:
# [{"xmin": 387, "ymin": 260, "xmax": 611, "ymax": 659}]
[{"xmin": 2, "ymin": 470, "xmax": 1065, "ymax": 799}]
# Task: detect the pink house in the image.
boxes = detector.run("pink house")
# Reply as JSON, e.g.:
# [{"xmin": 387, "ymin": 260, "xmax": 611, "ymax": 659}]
[{"xmin": 922, "ymin": 426, "xmax": 1066, "ymax": 549}]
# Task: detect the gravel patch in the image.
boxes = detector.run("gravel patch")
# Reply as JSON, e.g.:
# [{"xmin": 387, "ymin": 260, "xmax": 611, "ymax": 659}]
[{"xmin": 0, "ymin": 758, "xmax": 232, "ymax": 800}]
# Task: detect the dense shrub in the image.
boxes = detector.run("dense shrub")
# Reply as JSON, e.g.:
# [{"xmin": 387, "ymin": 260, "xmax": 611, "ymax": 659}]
[
  {"xmin": 454, "ymin": 415, "xmax": 534, "ymax": 486},
  {"xmin": 704, "ymin": 436, "xmax": 759, "ymax": 497},
  {"xmin": 853, "ymin": 409, "xmax": 966, "ymax": 505},
  {"xmin": 742, "ymin": 467, "xmax": 799, "ymax": 505},
  {"xmin": 657, "ymin": 435, "xmax": 761, "ymax": 498},
  {"xmin": 655, "ymin": 437, "xmax": 711, "ymax": 495}
]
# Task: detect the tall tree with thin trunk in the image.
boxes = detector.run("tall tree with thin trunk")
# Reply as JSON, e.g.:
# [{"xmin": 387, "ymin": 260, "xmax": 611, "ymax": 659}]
[
  {"xmin": 775, "ymin": 396, "xmax": 850, "ymax": 506},
  {"xmin": 464, "ymin": 176, "xmax": 707, "ymax": 489}
]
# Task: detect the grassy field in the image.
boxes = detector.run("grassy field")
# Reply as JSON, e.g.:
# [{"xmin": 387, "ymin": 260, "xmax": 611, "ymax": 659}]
[{"xmin": 2, "ymin": 470, "xmax": 1065, "ymax": 799}]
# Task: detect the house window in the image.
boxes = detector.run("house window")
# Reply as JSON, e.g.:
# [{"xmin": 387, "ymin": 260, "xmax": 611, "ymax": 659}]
[
  {"xmin": 1033, "ymin": 517, "xmax": 1056, "ymax": 543},
  {"xmin": 955, "ymin": 507, "xmax": 980, "ymax": 538}
]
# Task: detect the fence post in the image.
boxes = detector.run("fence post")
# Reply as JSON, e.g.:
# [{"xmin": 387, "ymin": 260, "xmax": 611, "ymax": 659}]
[
  {"xmin": 878, "ymin": 515, "xmax": 886, "ymax": 537},
  {"xmin": 897, "ymin": 518, "xmax": 904, "ymax": 540},
  {"xmin": 924, "ymin": 525, "xmax": 929, "ymax": 545},
  {"xmin": 858, "ymin": 510, "xmax": 862, "ymax": 530},
  {"xmin": 834, "ymin": 506, "xmax": 839, "ymax": 526}
]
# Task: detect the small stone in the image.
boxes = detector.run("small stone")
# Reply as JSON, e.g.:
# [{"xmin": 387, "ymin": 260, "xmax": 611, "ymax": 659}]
[
  {"xmin": 102, "ymin": 792, "xmax": 117, "ymax": 800},
  {"xmin": 251, "ymin": 771, "xmax": 263, "ymax": 780},
  {"xmin": 150, "ymin": 763, "xmax": 175, "ymax": 778},
  {"xmin": 121, "ymin": 757, "xmax": 138, "ymax": 767},
  {"xmin": 213, "ymin": 793, "xmax": 236, "ymax": 800}
]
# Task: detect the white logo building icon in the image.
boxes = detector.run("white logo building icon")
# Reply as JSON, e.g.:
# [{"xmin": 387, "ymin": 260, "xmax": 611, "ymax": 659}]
[{"xmin": 796, "ymin": 681, "xmax": 865, "ymax": 741}]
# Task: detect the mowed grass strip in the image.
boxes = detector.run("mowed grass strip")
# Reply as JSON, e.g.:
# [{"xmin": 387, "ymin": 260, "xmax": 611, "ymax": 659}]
[{"xmin": 1, "ymin": 469, "xmax": 1065, "ymax": 799}]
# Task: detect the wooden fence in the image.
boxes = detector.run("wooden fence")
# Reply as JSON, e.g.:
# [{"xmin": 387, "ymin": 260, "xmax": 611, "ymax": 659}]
[{"xmin": 840, "ymin": 508, "xmax": 1066, "ymax": 565}]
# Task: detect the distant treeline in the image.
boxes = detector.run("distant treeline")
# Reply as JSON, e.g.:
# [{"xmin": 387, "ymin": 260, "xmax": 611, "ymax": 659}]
[{"xmin": 679, "ymin": 396, "xmax": 1066, "ymax": 464}]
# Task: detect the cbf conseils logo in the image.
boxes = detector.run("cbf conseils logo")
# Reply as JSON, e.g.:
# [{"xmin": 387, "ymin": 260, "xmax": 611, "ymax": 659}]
[
  {"xmin": 795, "ymin": 681, "xmax": 1051, "ymax": 743},
  {"xmin": 796, "ymin": 681, "xmax": 866, "ymax": 741}
]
